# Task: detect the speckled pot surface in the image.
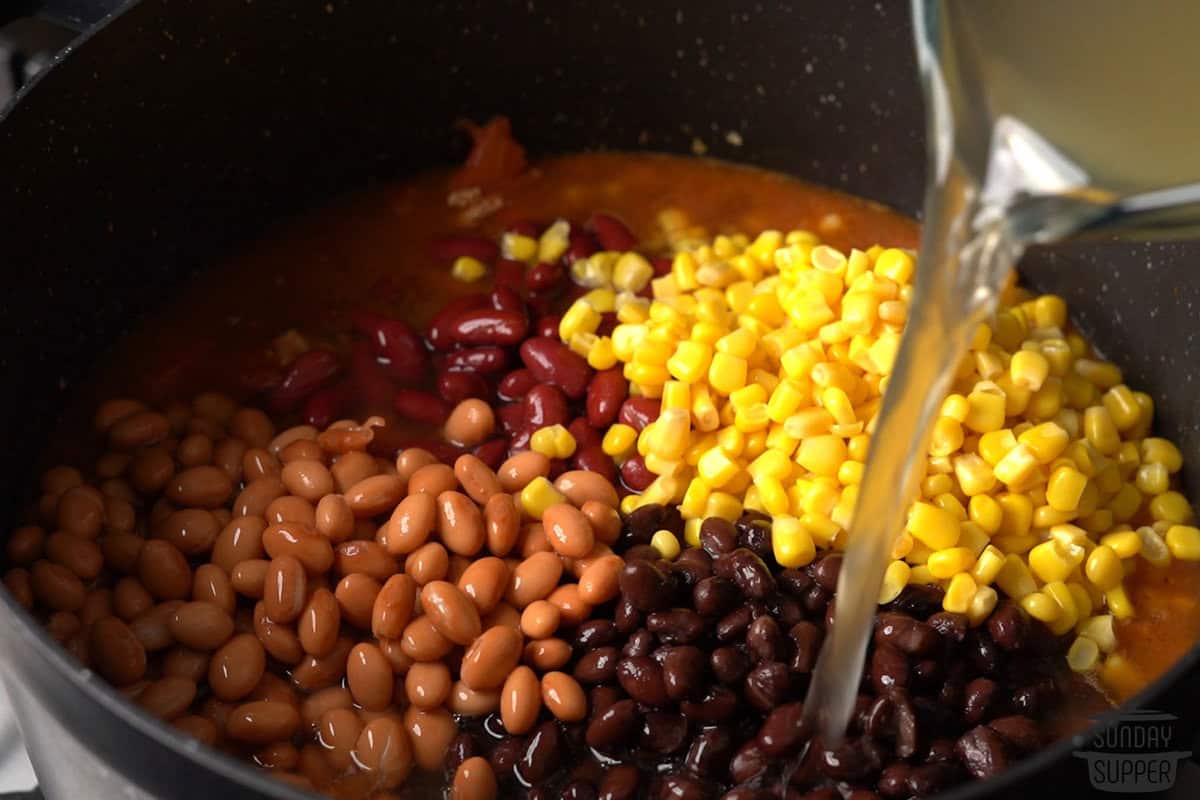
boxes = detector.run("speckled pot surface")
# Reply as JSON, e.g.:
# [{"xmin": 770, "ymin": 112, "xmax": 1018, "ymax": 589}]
[{"xmin": 0, "ymin": 1, "xmax": 1198, "ymax": 798}]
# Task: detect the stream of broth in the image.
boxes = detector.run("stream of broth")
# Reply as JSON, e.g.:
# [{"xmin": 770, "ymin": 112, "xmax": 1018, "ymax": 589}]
[{"xmin": 48, "ymin": 153, "xmax": 1200, "ymax": 735}]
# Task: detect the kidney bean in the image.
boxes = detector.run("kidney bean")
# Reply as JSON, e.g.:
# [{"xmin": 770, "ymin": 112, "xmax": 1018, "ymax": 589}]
[
  {"xmin": 570, "ymin": 644, "xmax": 617, "ymax": 682},
  {"xmin": 523, "ymin": 383, "xmax": 570, "ymax": 430},
  {"xmin": 497, "ymin": 369, "xmax": 537, "ymax": 401},
  {"xmin": 530, "ymin": 314, "xmax": 559, "ymax": 340},
  {"xmin": 595, "ymin": 764, "xmax": 639, "ymax": 800},
  {"xmin": 466, "ymin": 439, "xmax": 504, "ymax": 472},
  {"xmin": 432, "ymin": 235, "xmax": 498, "ymax": 264},
  {"xmin": 391, "ymin": 390, "xmax": 451, "ymax": 429},
  {"xmin": 789, "ymin": 621, "xmax": 824, "ymax": 675},
  {"xmin": 582, "ymin": 368, "xmax": 625, "ymax": 427},
  {"xmin": 706, "ymin": 646, "xmax": 748, "ymax": 685},
  {"xmin": 519, "ymin": 337, "xmax": 591, "ymax": 398},
  {"xmin": 426, "ymin": 293, "xmax": 489, "ymax": 351},
  {"xmin": 619, "ymin": 456, "xmax": 654, "ymax": 492},
  {"xmin": 636, "ymin": 710, "xmax": 686, "ymax": 755},
  {"xmin": 617, "ymin": 397, "xmax": 659, "ymax": 432},
  {"xmin": 525, "ymin": 261, "xmax": 563, "ymax": 292},
  {"xmin": 268, "ymin": 350, "xmax": 340, "ymax": 411},
  {"xmin": 753, "ymin": 701, "xmax": 806, "ymax": 759},
  {"xmin": 450, "ymin": 309, "xmax": 529, "ymax": 348},
  {"xmin": 744, "ymin": 661, "xmax": 791, "ymax": 711},
  {"xmin": 494, "ymin": 257, "xmax": 528, "ymax": 289},
  {"xmin": 588, "ymin": 212, "xmax": 636, "ymax": 251},
  {"xmin": 360, "ymin": 315, "xmax": 428, "ymax": 384}
]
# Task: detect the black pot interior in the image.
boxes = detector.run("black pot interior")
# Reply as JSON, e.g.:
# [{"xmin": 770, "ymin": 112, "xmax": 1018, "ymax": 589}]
[{"xmin": 1, "ymin": 0, "xmax": 1199, "ymax": 797}]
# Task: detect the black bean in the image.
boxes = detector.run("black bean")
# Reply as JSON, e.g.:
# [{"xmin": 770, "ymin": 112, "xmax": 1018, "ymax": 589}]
[
  {"xmin": 888, "ymin": 585, "xmax": 945, "ymax": 619},
  {"xmin": 913, "ymin": 696, "xmax": 955, "ymax": 740},
  {"xmin": 623, "ymin": 628, "xmax": 655, "ymax": 658},
  {"xmin": 729, "ymin": 741, "xmax": 769, "ymax": 784},
  {"xmin": 710, "ymin": 646, "xmax": 751, "ymax": 685},
  {"xmin": 862, "ymin": 695, "xmax": 893, "ymax": 740},
  {"xmin": 700, "ymin": 518, "xmax": 739, "ymax": 557},
  {"xmin": 482, "ymin": 712, "xmax": 507, "ymax": 740},
  {"xmin": 657, "ymin": 774, "xmax": 713, "ymax": 800},
  {"xmin": 1011, "ymin": 682, "xmax": 1047, "ymax": 717},
  {"xmin": 684, "ymin": 726, "xmax": 736, "ymax": 778},
  {"xmin": 925, "ymin": 611, "xmax": 968, "ymax": 643},
  {"xmin": 910, "ymin": 658, "xmax": 942, "ymax": 693},
  {"xmin": 489, "ymin": 736, "xmax": 524, "ymax": 779},
  {"xmin": 818, "ymin": 737, "xmax": 880, "ymax": 783},
  {"xmin": 562, "ymin": 780, "xmax": 598, "ymax": 800},
  {"xmin": 967, "ymin": 631, "xmax": 1002, "ymax": 675},
  {"xmin": 809, "ymin": 553, "xmax": 842, "ymax": 591},
  {"xmin": 727, "ymin": 548, "xmax": 775, "ymax": 598},
  {"xmin": 575, "ymin": 647, "xmax": 621, "ymax": 684},
  {"xmin": 874, "ymin": 612, "xmax": 939, "ymax": 657},
  {"xmin": 736, "ymin": 510, "xmax": 772, "ymax": 535},
  {"xmin": 586, "ymin": 698, "xmax": 639, "ymax": 749},
  {"xmin": 444, "ymin": 731, "xmax": 478, "ymax": 774},
  {"xmin": 985, "ymin": 602, "xmax": 1027, "ymax": 651},
  {"xmin": 847, "ymin": 791, "xmax": 882, "ymax": 800},
  {"xmin": 736, "ymin": 520, "xmax": 772, "ymax": 561},
  {"xmin": 905, "ymin": 762, "xmax": 961, "ymax": 796},
  {"xmin": 756, "ymin": 701, "xmax": 807, "ymax": 757},
  {"xmin": 778, "ymin": 568, "xmax": 814, "ymax": 597},
  {"xmin": 744, "ymin": 661, "xmax": 791, "ymax": 711},
  {"xmin": 647, "ymin": 608, "xmax": 706, "ymax": 644},
  {"xmin": 877, "ymin": 762, "xmax": 913, "ymax": 798},
  {"xmin": 963, "ymin": 677, "xmax": 999, "ymax": 724},
  {"xmin": 617, "ymin": 656, "xmax": 669, "ymax": 706},
  {"xmin": 693, "ymin": 576, "xmax": 741, "ymax": 617},
  {"xmin": 662, "ymin": 645, "xmax": 706, "ymax": 700},
  {"xmin": 627, "ymin": 504, "xmax": 669, "ymax": 544},
  {"xmin": 516, "ymin": 720, "xmax": 563, "ymax": 785},
  {"xmin": 716, "ymin": 606, "xmax": 753, "ymax": 642},
  {"xmin": 719, "ymin": 787, "xmax": 773, "ymax": 800},
  {"xmin": 799, "ymin": 789, "xmax": 839, "ymax": 800},
  {"xmin": 680, "ymin": 686, "xmax": 738, "ymax": 722},
  {"xmin": 956, "ymin": 725, "xmax": 1011, "ymax": 779},
  {"xmin": 574, "ymin": 619, "xmax": 619, "ymax": 650},
  {"xmin": 620, "ymin": 560, "xmax": 673, "ymax": 612},
  {"xmin": 624, "ymin": 544, "xmax": 662, "ymax": 562},
  {"xmin": 987, "ymin": 715, "xmax": 1042, "ymax": 753},
  {"xmin": 745, "ymin": 615, "xmax": 785, "ymax": 663},
  {"xmin": 788, "ymin": 621, "xmax": 823, "ymax": 674},
  {"xmin": 870, "ymin": 643, "xmax": 909, "ymax": 693},
  {"xmin": 598, "ymin": 764, "xmax": 640, "ymax": 800},
  {"xmin": 773, "ymin": 594, "xmax": 806, "ymax": 626},
  {"xmin": 614, "ymin": 596, "xmax": 642, "ymax": 634},
  {"xmin": 673, "ymin": 548, "xmax": 713, "ymax": 584},
  {"xmin": 640, "ymin": 711, "xmax": 688, "ymax": 754},
  {"xmin": 925, "ymin": 737, "xmax": 957, "ymax": 763},
  {"xmin": 590, "ymin": 685, "xmax": 624, "ymax": 715},
  {"xmin": 801, "ymin": 583, "xmax": 830, "ymax": 616},
  {"xmin": 889, "ymin": 689, "xmax": 919, "ymax": 758}
]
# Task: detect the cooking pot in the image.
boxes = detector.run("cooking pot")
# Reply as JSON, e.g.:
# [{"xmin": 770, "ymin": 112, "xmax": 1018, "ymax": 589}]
[{"xmin": 1, "ymin": 1, "xmax": 1199, "ymax": 798}]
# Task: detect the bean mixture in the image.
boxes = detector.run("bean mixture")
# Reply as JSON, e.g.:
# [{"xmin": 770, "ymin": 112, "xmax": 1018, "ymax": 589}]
[{"xmin": 5, "ymin": 123, "xmax": 1200, "ymax": 798}]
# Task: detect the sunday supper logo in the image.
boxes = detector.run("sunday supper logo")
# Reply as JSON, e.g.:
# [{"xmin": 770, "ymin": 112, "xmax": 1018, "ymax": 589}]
[{"xmin": 1073, "ymin": 710, "xmax": 1191, "ymax": 793}]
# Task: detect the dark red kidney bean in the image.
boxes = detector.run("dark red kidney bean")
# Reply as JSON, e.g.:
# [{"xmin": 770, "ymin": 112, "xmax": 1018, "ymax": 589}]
[
  {"xmin": 589, "ymin": 212, "xmax": 636, "ymax": 251},
  {"xmin": 595, "ymin": 312, "xmax": 617, "ymax": 338},
  {"xmin": 495, "ymin": 403, "xmax": 525, "ymax": 436},
  {"xmin": 617, "ymin": 397, "xmax": 659, "ymax": 431},
  {"xmin": 523, "ymin": 384, "xmax": 569, "ymax": 429},
  {"xmin": 621, "ymin": 629, "xmax": 655, "ymax": 659},
  {"xmin": 426, "ymin": 294, "xmax": 489, "ymax": 351},
  {"xmin": 452, "ymin": 309, "xmax": 529, "ymax": 347},
  {"xmin": 570, "ymin": 446, "xmax": 616, "ymax": 484},
  {"xmin": 660, "ymin": 646, "xmax": 703, "ymax": 701},
  {"xmin": 985, "ymin": 603, "xmax": 1027, "ymax": 651},
  {"xmin": 619, "ymin": 457, "xmax": 653, "ymax": 492},
  {"xmin": 471, "ymin": 439, "xmax": 508, "ymax": 471},
  {"xmin": 507, "ymin": 220, "xmax": 542, "ymax": 237},
  {"xmin": 789, "ymin": 621, "xmax": 823, "ymax": 674},
  {"xmin": 508, "ymin": 427, "xmax": 533, "ymax": 454},
  {"xmin": 692, "ymin": 576, "xmax": 738, "ymax": 618},
  {"xmin": 651, "ymin": 257, "xmax": 672, "ymax": 276},
  {"xmin": 445, "ymin": 348, "xmax": 510, "ymax": 376},
  {"xmin": 585, "ymin": 698, "xmax": 638, "ymax": 750},
  {"xmin": 431, "ymin": 235, "xmax": 498, "ymax": 264},
  {"xmin": 680, "ymin": 685, "xmax": 737, "ymax": 723},
  {"xmin": 393, "ymin": 390, "xmax": 451, "ymax": 426},
  {"xmin": 515, "ymin": 720, "xmax": 562, "ymax": 785},
  {"xmin": 745, "ymin": 616, "xmax": 785, "ymax": 662},
  {"xmin": 269, "ymin": 350, "xmax": 340, "ymax": 410},
  {"xmin": 683, "ymin": 726, "xmax": 735, "ymax": 778},
  {"xmin": 639, "ymin": 711, "xmax": 687, "ymax": 754},
  {"xmin": 574, "ymin": 647, "xmax": 620, "ymax": 685},
  {"xmin": 616, "ymin": 656, "xmax": 667, "ymax": 707},
  {"xmin": 729, "ymin": 740, "xmax": 769, "ymax": 784},
  {"xmin": 534, "ymin": 315, "xmax": 561, "ymax": 339},
  {"xmin": 564, "ymin": 230, "xmax": 599, "ymax": 266},
  {"xmin": 356, "ymin": 313, "xmax": 429, "ymax": 383},
  {"xmin": 987, "ymin": 715, "xmax": 1042, "ymax": 753},
  {"xmin": 525, "ymin": 262, "xmax": 563, "ymax": 292},
  {"xmin": 646, "ymin": 610, "xmax": 705, "ymax": 645},
  {"xmin": 956, "ymin": 725, "xmax": 1011, "ymax": 779},
  {"xmin": 597, "ymin": 764, "xmax": 639, "ymax": 800},
  {"xmin": 494, "ymin": 258, "xmax": 526, "ymax": 290},
  {"xmin": 743, "ymin": 662, "xmax": 790, "ymax": 711},
  {"xmin": 497, "ymin": 369, "xmax": 537, "ymax": 401},
  {"xmin": 709, "ymin": 647, "xmax": 750, "ymax": 685},
  {"xmin": 870, "ymin": 643, "xmax": 910, "ymax": 693},
  {"xmin": 756, "ymin": 701, "xmax": 807, "ymax": 758},
  {"xmin": 874, "ymin": 612, "xmax": 938, "ymax": 657},
  {"xmin": 348, "ymin": 340, "xmax": 398, "ymax": 411},
  {"xmin": 302, "ymin": 384, "xmax": 349, "ymax": 429},
  {"xmin": 586, "ymin": 370, "xmax": 627, "ymax": 428},
  {"xmin": 567, "ymin": 418, "xmax": 602, "ymax": 451},
  {"xmin": 618, "ymin": 561, "xmax": 672, "ymax": 612},
  {"xmin": 519, "ymin": 338, "xmax": 590, "ymax": 399},
  {"xmin": 437, "ymin": 370, "xmax": 491, "ymax": 406},
  {"xmin": 489, "ymin": 285, "xmax": 525, "ymax": 314},
  {"xmin": 963, "ymin": 677, "xmax": 999, "ymax": 725}
]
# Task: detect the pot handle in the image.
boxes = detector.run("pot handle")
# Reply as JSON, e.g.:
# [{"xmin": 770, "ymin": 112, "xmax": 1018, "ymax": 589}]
[{"xmin": 5, "ymin": 0, "xmax": 127, "ymax": 31}]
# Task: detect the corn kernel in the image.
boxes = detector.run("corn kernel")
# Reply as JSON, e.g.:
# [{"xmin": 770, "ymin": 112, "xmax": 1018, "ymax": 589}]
[
  {"xmin": 993, "ymin": 443, "xmax": 1040, "ymax": 487},
  {"xmin": 967, "ymin": 495, "xmax": 1002, "ymax": 534},
  {"xmin": 971, "ymin": 545, "xmax": 1006, "ymax": 585},
  {"xmin": 704, "ymin": 491, "xmax": 743, "ymax": 522},
  {"xmin": 1020, "ymin": 592, "xmax": 1061, "ymax": 623},
  {"xmin": 772, "ymin": 515, "xmax": 817, "ymax": 568},
  {"xmin": 1100, "ymin": 653, "xmax": 1141, "ymax": 699},
  {"xmin": 1142, "ymin": 438, "xmax": 1183, "ymax": 473},
  {"xmin": 1136, "ymin": 526, "xmax": 1172, "ymax": 567},
  {"xmin": 954, "ymin": 454, "xmax": 998, "ymax": 496},
  {"xmin": 874, "ymin": 248, "xmax": 914, "ymax": 283},
  {"xmin": 519, "ymin": 477, "xmax": 567, "ymax": 520},
  {"xmin": 795, "ymin": 435, "xmax": 848, "ymax": 478},
  {"xmin": 697, "ymin": 448, "xmax": 739, "ymax": 488},
  {"xmin": 879, "ymin": 560, "xmax": 911, "ymax": 603},
  {"xmin": 996, "ymin": 554, "xmax": 1038, "ymax": 598},
  {"xmin": 927, "ymin": 547, "xmax": 976, "ymax": 579},
  {"xmin": 501, "ymin": 232, "xmax": 538, "ymax": 263},
  {"xmin": 648, "ymin": 529, "xmax": 681, "ymax": 561},
  {"xmin": 943, "ymin": 573, "xmax": 977, "ymax": 614},
  {"xmin": 907, "ymin": 501, "xmax": 961, "ymax": 550},
  {"xmin": 967, "ymin": 585, "xmax": 1000, "ymax": 627},
  {"xmin": 451, "ymin": 255, "xmax": 487, "ymax": 283},
  {"xmin": 530, "ymin": 424, "xmax": 577, "ymax": 460},
  {"xmin": 1075, "ymin": 358, "xmax": 1123, "ymax": 388},
  {"xmin": 683, "ymin": 517, "xmax": 703, "ymax": 548},
  {"xmin": 1067, "ymin": 635, "xmax": 1101, "ymax": 672},
  {"xmin": 978, "ymin": 429, "xmax": 1018, "ymax": 466},
  {"xmin": 1028, "ymin": 539, "xmax": 1086, "ymax": 583},
  {"xmin": 1149, "ymin": 490, "xmax": 1192, "ymax": 524},
  {"xmin": 707, "ymin": 352, "xmax": 748, "ymax": 396},
  {"xmin": 1166, "ymin": 525, "xmax": 1200, "ymax": 560},
  {"xmin": 1105, "ymin": 584, "xmax": 1134, "ymax": 619},
  {"xmin": 602, "ymin": 424, "xmax": 637, "ymax": 457},
  {"xmin": 1079, "ymin": 614, "xmax": 1117, "ymax": 653},
  {"xmin": 1046, "ymin": 465, "xmax": 1088, "ymax": 512}
]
